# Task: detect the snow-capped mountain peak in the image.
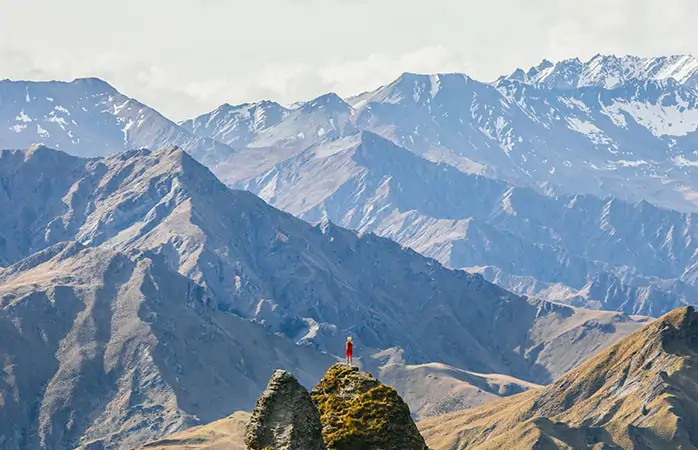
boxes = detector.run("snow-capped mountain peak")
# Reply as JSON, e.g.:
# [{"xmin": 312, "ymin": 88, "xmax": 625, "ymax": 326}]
[
  {"xmin": 68, "ymin": 76, "xmax": 119, "ymax": 91},
  {"xmin": 503, "ymin": 54, "xmax": 698, "ymax": 89},
  {"xmin": 354, "ymin": 72, "xmax": 470, "ymax": 109},
  {"xmin": 0, "ymin": 77, "xmax": 235, "ymax": 162},
  {"xmin": 178, "ymin": 100, "xmax": 289, "ymax": 146},
  {"xmin": 300, "ymin": 92, "xmax": 352, "ymax": 113}
]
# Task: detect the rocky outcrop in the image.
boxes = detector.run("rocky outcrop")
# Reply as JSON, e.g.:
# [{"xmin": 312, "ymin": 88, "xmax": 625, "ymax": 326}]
[
  {"xmin": 311, "ymin": 364, "xmax": 429, "ymax": 450},
  {"xmin": 244, "ymin": 370, "xmax": 326, "ymax": 450},
  {"xmin": 151, "ymin": 365, "xmax": 430, "ymax": 450}
]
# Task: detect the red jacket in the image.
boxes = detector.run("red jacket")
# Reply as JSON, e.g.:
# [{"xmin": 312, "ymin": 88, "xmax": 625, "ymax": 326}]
[{"xmin": 345, "ymin": 341, "xmax": 353, "ymax": 357}]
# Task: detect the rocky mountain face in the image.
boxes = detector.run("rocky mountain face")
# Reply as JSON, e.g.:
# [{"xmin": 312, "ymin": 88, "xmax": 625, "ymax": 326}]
[
  {"xmin": 144, "ymin": 364, "xmax": 429, "ymax": 450},
  {"xmin": 0, "ymin": 242, "xmax": 333, "ymax": 450},
  {"xmin": 235, "ymin": 131, "xmax": 698, "ymax": 316},
  {"xmin": 419, "ymin": 306, "xmax": 698, "ymax": 449}
]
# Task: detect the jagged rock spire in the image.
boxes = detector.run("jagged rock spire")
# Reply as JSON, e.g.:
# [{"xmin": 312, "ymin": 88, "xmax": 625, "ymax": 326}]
[{"xmin": 244, "ymin": 370, "xmax": 326, "ymax": 450}]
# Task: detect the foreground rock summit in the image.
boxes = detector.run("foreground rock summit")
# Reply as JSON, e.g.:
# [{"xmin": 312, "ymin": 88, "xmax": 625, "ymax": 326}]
[
  {"xmin": 310, "ymin": 364, "xmax": 429, "ymax": 450},
  {"xmin": 420, "ymin": 306, "xmax": 698, "ymax": 449},
  {"xmin": 244, "ymin": 370, "xmax": 325, "ymax": 450},
  {"xmin": 147, "ymin": 364, "xmax": 429, "ymax": 450},
  {"xmin": 246, "ymin": 364, "xmax": 428, "ymax": 450}
]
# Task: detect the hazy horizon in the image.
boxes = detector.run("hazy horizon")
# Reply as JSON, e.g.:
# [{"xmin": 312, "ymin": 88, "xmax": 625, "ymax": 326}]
[{"xmin": 2, "ymin": 0, "xmax": 695, "ymax": 119}]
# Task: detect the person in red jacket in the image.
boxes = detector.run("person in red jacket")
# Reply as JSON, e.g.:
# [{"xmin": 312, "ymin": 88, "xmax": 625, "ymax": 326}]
[{"xmin": 345, "ymin": 336, "xmax": 353, "ymax": 366}]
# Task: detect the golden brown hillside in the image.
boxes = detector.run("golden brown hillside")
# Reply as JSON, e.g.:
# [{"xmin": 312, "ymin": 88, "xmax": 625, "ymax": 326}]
[
  {"xmin": 140, "ymin": 412, "xmax": 250, "ymax": 450},
  {"xmin": 419, "ymin": 306, "xmax": 698, "ymax": 450}
]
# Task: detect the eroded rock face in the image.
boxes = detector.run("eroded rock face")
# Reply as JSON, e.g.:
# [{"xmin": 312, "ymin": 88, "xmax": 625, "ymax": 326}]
[
  {"xmin": 310, "ymin": 364, "xmax": 429, "ymax": 450},
  {"xmin": 244, "ymin": 370, "xmax": 326, "ymax": 450}
]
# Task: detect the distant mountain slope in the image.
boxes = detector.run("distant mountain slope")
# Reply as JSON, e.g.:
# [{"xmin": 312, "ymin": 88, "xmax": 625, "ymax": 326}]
[
  {"xmin": 0, "ymin": 78, "xmax": 235, "ymax": 164},
  {"xmin": 179, "ymin": 101, "xmax": 290, "ymax": 147},
  {"xmin": 0, "ymin": 242, "xmax": 332, "ymax": 450},
  {"xmin": 356, "ymin": 70, "xmax": 698, "ymax": 212},
  {"xmin": 179, "ymin": 94, "xmax": 355, "ymax": 150},
  {"xmin": 0, "ymin": 146, "xmax": 644, "ymax": 386},
  {"xmin": 5, "ymin": 56, "xmax": 698, "ymax": 211},
  {"xmin": 236, "ymin": 131, "xmax": 698, "ymax": 316},
  {"xmin": 419, "ymin": 306, "xmax": 698, "ymax": 449}
]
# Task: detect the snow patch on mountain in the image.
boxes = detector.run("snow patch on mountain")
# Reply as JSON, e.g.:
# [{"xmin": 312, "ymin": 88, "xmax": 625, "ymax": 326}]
[
  {"xmin": 607, "ymin": 99, "xmax": 698, "ymax": 137},
  {"xmin": 565, "ymin": 117, "xmax": 613, "ymax": 144},
  {"xmin": 673, "ymin": 155, "xmax": 698, "ymax": 167},
  {"xmin": 15, "ymin": 110, "xmax": 32, "ymax": 123}
]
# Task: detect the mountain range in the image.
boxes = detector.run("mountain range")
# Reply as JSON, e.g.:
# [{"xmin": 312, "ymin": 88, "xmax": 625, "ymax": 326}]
[
  {"xmin": 5, "ymin": 52, "xmax": 698, "ymax": 449},
  {"xmin": 237, "ymin": 131, "xmax": 698, "ymax": 317},
  {"xmin": 499, "ymin": 54, "xmax": 698, "ymax": 89},
  {"xmin": 3, "ymin": 55, "xmax": 698, "ymax": 320},
  {"xmin": 185, "ymin": 54, "xmax": 698, "ymax": 213},
  {"xmin": 0, "ymin": 145, "xmax": 644, "ymax": 448},
  {"xmin": 5, "ymin": 55, "xmax": 698, "ymax": 211}
]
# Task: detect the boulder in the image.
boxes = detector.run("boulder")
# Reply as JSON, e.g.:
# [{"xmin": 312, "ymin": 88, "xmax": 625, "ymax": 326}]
[{"xmin": 244, "ymin": 370, "xmax": 326, "ymax": 450}]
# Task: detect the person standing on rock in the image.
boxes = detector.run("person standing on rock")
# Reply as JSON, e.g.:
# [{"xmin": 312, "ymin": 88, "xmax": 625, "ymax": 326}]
[{"xmin": 345, "ymin": 336, "xmax": 354, "ymax": 366}]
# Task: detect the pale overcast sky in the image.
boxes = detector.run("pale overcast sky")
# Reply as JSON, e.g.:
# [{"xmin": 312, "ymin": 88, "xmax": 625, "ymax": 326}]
[{"xmin": 1, "ymin": 0, "xmax": 695, "ymax": 120}]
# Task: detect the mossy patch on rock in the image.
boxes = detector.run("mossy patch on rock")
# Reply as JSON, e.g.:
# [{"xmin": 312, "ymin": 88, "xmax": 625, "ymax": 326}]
[{"xmin": 311, "ymin": 364, "xmax": 429, "ymax": 450}]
